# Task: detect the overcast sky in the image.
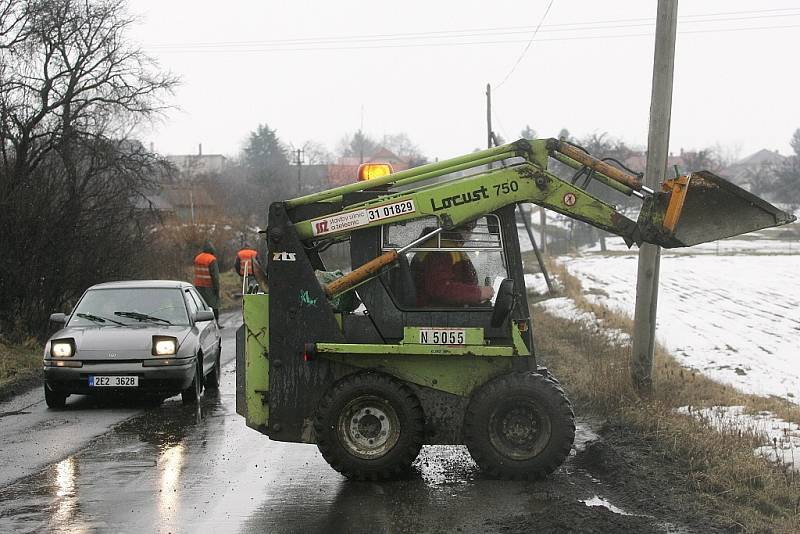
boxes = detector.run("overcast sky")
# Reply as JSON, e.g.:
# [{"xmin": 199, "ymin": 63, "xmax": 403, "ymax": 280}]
[{"xmin": 128, "ymin": 0, "xmax": 800, "ymax": 162}]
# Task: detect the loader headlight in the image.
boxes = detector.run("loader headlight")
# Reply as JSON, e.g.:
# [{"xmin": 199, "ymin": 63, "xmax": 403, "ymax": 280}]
[
  {"xmin": 50, "ymin": 339, "xmax": 75, "ymax": 358},
  {"xmin": 152, "ymin": 336, "xmax": 178, "ymax": 356}
]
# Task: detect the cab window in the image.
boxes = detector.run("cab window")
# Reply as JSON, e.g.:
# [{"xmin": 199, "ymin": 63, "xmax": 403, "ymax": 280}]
[{"xmin": 380, "ymin": 215, "xmax": 507, "ymax": 309}]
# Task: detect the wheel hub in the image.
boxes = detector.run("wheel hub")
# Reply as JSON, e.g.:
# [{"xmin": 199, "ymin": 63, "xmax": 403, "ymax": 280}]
[
  {"xmin": 488, "ymin": 399, "xmax": 551, "ymax": 461},
  {"xmin": 338, "ymin": 396, "xmax": 400, "ymax": 459},
  {"xmin": 501, "ymin": 408, "xmax": 538, "ymax": 445}
]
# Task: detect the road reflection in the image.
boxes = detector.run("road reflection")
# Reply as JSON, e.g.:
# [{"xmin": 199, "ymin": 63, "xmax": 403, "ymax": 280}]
[
  {"xmin": 239, "ymin": 445, "xmax": 483, "ymax": 534},
  {"xmin": 158, "ymin": 442, "xmax": 186, "ymax": 527},
  {"xmin": 52, "ymin": 457, "xmax": 77, "ymax": 526}
]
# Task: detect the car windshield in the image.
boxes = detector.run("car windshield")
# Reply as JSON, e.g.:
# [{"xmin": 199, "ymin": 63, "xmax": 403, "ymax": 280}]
[{"xmin": 69, "ymin": 288, "xmax": 189, "ymax": 327}]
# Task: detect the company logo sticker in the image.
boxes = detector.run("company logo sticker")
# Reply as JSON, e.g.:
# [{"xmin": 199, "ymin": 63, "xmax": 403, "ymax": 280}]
[
  {"xmin": 310, "ymin": 200, "xmax": 416, "ymax": 236},
  {"xmin": 272, "ymin": 252, "xmax": 297, "ymax": 261},
  {"xmin": 563, "ymin": 192, "xmax": 577, "ymax": 207}
]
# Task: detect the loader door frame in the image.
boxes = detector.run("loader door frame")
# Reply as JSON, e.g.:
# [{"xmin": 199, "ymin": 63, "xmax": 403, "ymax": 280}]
[{"xmin": 349, "ymin": 204, "xmax": 533, "ymax": 355}]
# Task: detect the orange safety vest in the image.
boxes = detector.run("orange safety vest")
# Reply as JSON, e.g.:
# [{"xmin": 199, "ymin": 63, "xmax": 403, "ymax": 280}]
[
  {"xmin": 193, "ymin": 252, "xmax": 216, "ymax": 288},
  {"xmin": 237, "ymin": 248, "xmax": 258, "ymax": 276}
]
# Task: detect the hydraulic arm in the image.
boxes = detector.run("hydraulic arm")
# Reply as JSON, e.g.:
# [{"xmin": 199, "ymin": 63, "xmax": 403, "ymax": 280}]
[{"xmin": 284, "ymin": 138, "xmax": 794, "ymax": 296}]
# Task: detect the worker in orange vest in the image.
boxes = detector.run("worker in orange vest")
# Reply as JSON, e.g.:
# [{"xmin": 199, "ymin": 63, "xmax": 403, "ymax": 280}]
[
  {"xmin": 235, "ymin": 244, "xmax": 260, "ymax": 294},
  {"xmin": 194, "ymin": 241, "xmax": 220, "ymax": 321}
]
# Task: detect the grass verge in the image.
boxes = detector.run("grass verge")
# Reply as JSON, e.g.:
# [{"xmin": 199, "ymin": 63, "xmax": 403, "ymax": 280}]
[
  {"xmin": 0, "ymin": 337, "xmax": 42, "ymax": 402},
  {"xmin": 534, "ymin": 261, "xmax": 800, "ymax": 532}
]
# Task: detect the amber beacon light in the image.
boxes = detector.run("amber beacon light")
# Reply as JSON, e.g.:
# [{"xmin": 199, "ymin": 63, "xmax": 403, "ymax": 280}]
[{"xmin": 357, "ymin": 163, "xmax": 393, "ymax": 181}]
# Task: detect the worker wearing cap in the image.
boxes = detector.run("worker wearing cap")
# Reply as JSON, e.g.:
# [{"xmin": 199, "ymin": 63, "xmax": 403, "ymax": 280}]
[{"xmin": 194, "ymin": 241, "xmax": 220, "ymax": 321}]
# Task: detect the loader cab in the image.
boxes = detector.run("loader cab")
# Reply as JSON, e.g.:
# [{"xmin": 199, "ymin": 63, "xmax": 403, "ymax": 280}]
[{"xmin": 346, "ymin": 203, "xmax": 532, "ymax": 353}]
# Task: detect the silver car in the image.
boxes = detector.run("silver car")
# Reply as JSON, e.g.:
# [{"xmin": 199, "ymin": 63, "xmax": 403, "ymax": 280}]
[{"xmin": 43, "ymin": 280, "xmax": 222, "ymax": 408}]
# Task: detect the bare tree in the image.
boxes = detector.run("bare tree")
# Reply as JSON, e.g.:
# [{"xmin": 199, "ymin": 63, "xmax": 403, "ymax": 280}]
[
  {"xmin": 679, "ymin": 149, "xmax": 723, "ymax": 173},
  {"xmin": 0, "ymin": 0, "xmax": 178, "ymax": 338},
  {"xmin": 299, "ymin": 140, "xmax": 333, "ymax": 165},
  {"xmin": 380, "ymin": 133, "xmax": 428, "ymax": 167}
]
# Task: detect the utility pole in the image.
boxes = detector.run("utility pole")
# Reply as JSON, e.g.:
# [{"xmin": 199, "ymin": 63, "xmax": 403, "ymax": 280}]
[
  {"xmin": 295, "ymin": 148, "xmax": 304, "ymax": 195},
  {"xmin": 486, "ymin": 82, "xmax": 554, "ymax": 294},
  {"xmin": 539, "ymin": 207, "xmax": 547, "ymax": 255},
  {"xmin": 631, "ymin": 0, "xmax": 678, "ymax": 395},
  {"xmin": 486, "ymin": 84, "xmax": 493, "ymax": 150}
]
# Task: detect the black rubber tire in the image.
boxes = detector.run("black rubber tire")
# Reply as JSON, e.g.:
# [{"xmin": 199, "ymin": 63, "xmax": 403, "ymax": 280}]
[
  {"xmin": 204, "ymin": 350, "xmax": 221, "ymax": 390},
  {"xmin": 181, "ymin": 359, "xmax": 202, "ymax": 405},
  {"xmin": 313, "ymin": 372, "xmax": 424, "ymax": 480},
  {"xmin": 44, "ymin": 384, "xmax": 67, "ymax": 409},
  {"xmin": 464, "ymin": 372, "xmax": 575, "ymax": 480}
]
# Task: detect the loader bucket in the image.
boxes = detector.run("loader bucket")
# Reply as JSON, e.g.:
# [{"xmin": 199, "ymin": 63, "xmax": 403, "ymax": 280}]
[{"xmin": 637, "ymin": 170, "xmax": 796, "ymax": 248}]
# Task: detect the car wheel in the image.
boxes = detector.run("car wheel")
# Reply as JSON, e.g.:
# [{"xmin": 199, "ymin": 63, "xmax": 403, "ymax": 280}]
[
  {"xmin": 44, "ymin": 384, "xmax": 67, "ymax": 409},
  {"xmin": 205, "ymin": 350, "xmax": 221, "ymax": 390},
  {"xmin": 313, "ymin": 372, "xmax": 424, "ymax": 480},
  {"xmin": 181, "ymin": 359, "xmax": 202, "ymax": 405},
  {"xmin": 463, "ymin": 372, "xmax": 575, "ymax": 480}
]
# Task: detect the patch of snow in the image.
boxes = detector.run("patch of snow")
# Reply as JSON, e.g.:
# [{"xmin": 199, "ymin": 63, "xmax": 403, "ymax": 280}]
[
  {"xmin": 573, "ymin": 419, "xmax": 601, "ymax": 453},
  {"xmin": 560, "ymin": 252, "xmax": 800, "ymax": 404},
  {"xmin": 524, "ymin": 273, "xmax": 560, "ymax": 294},
  {"xmin": 535, "ymin": 297, "xmax": 630, "ymax": 344},
  {"xmin": 678, "ymin": 406, "xmax": 800, "ymax": 471},
  {"xmin": 580, "ymin": 495, "xmax": 633, "ymax": 516}
]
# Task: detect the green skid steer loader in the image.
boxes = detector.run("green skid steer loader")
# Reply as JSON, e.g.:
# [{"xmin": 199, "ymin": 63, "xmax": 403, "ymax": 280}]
[{"xmin": 235, "ymin": 138, "xmax": 794, "ymax": 480}]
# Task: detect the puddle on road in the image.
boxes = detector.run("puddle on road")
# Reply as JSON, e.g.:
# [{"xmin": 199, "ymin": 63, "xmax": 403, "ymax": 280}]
[
  {"xmin": 0, "ymin": 389, "xmax": 635, "ymax": 534},
  {"xmin": 0, "ymin": 395, "xmax": 223, "ymax": 534},
  {"xmin": 413, "ymin": 446, "xmax": 478, "ymax": 486},
  {"xmin": 580, "ymin": 495, "xmax": 633, "ymax": 516}
]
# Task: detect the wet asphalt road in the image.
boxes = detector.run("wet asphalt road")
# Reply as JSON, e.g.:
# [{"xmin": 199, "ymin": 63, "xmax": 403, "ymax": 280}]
[{"xmin": 0, "ymin": 312, "xmax": 674, "ymax": 534}]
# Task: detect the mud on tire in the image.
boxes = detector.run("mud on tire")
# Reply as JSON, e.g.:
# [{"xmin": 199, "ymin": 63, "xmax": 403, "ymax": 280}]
[
  {"xmin": 464, "ymin": 372, "xmax": 575, "ymax": 480},
  {"xmin": 313, "ymin": 372, "xmax": 425, "ymax": 480}
]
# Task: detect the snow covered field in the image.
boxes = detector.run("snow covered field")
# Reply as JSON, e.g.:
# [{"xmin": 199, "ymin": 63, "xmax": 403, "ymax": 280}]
[{"xmin": 556, "ymin": 236, "xmax": 800, "ymax": 404}]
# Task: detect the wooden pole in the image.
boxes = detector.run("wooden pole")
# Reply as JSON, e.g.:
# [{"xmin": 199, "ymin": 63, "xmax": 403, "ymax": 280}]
[{"xmin": 631, "ymin": 0, "xmax": 678, "ymax": 395}]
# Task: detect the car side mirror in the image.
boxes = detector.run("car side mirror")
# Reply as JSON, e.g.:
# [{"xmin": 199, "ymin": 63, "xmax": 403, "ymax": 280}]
[
  {"xmin": 50, "ymin": 313, "xmax": 68, "ymax": 324},
  {"xmin": 490, "ymin": 279, "xmax": 516, "ymax": 328},
  {"xmin": 194, "ymin": 310, "xmax": 215, "ymax": 323}
]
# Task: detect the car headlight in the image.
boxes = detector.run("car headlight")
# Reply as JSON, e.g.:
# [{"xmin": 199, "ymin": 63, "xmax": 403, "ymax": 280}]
[
  {"xmin": 152, "ymin": 336, "xmax": 178, "ymax": 356},
  {"xmin": 50, "ymin": 339, "xmax": 75, "ymax": 358}
]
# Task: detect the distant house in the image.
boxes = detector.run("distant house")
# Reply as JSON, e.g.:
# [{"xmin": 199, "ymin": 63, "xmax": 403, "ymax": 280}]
[
  {"xmin": 366, "ymin": 147, "xmax": 410, "ymax": 172},
  {"xmin": 721, "ymin": 149, "xmax": 786, "ymax": 191},
  {"xmin": 159, "ymin": 185, "xmax": 216, "ymax": 223},
  {"xmin": 135, "ymin": 193, "xmax": 175, "ymax": 215},
  {"xmin": 291, "ymin": 146, "xmax": 414, "ymax": 192},
  {"xmin": 165, "ymin": 152, "xmax": 229, "ymax": 179}
]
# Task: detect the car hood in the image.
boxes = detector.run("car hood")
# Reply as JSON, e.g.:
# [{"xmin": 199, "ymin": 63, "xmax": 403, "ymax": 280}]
[{"xmin": 52, "ymin": 325, "xmax": 193, "ymax": 359}]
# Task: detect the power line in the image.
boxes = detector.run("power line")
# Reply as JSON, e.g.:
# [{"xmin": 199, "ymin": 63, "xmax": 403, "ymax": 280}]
[
  {"xmin": 495, "ymin": 0, "xmax": 555, "ymax": 88},
  {"xmin": 145, "ymin": 23, "xmax": 800, "ymax": 54},
  {"xmin": 145, "ymin": 8, "xmax": 800, "ymax": 51}
]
